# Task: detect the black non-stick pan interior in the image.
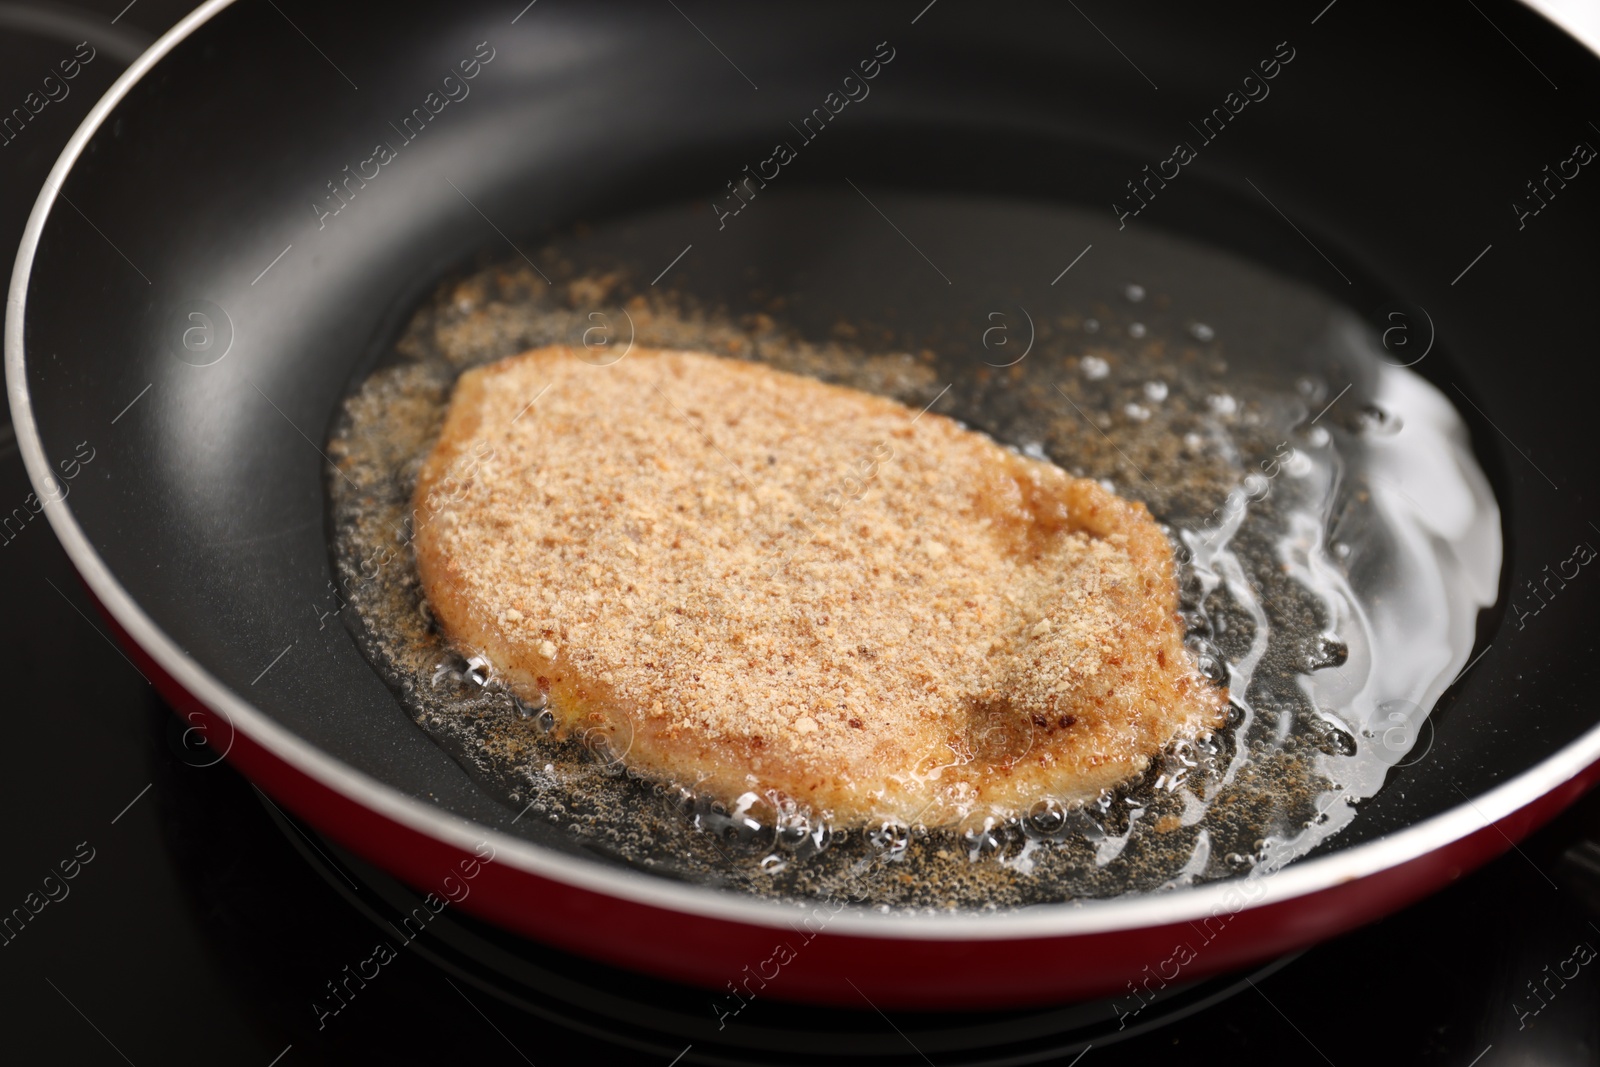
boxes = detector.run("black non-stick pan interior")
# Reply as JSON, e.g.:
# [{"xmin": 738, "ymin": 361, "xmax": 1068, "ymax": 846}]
[{"xmin": 17, "ymin": 0, "xmax": 1600, "ymax": 874}]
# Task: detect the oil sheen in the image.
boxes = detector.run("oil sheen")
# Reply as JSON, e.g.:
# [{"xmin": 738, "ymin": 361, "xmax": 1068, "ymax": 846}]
[{"xmin": 325, "ymin": 193, "xmax": 1500, "ymax": 911}]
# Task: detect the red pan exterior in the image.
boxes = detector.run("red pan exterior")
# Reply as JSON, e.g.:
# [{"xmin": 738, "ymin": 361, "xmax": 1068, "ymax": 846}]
[{"xmin": 93, "ymin": 580, "xmax": 1600, "ymax": 1009}]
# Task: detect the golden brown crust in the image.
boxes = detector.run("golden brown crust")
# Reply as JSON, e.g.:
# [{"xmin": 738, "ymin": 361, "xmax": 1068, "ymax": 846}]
[{"xmin": 413, "ymin": 346, "xmax": 1227, "ymax": 827}]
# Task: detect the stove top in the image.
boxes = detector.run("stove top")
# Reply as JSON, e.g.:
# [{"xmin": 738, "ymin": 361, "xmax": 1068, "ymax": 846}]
[
  {"xmin": 4, "ymin": 4, "xmax": 1599, "ymax": 1065},
  {"xmin": 8, "ymin": 570, "xmax": 1600, "ymax": 1067}
]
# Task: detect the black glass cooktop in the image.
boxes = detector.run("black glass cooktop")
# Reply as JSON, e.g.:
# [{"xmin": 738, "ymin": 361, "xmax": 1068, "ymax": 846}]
[{"xmin": 4, "ymin": 3, "xmax": 1599, "ymax": 1065}]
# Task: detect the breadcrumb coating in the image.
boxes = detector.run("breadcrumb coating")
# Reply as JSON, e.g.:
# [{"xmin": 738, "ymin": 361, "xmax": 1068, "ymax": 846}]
[{"xmin": 413, "ymin": 346, "xmax": 1227, "ymax": 826}]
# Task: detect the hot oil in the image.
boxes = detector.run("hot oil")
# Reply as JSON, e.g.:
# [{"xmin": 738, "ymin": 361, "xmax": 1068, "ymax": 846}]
[{"xmin": 325, "ymin": 196, "xmax": 1499, "ymax": 910}]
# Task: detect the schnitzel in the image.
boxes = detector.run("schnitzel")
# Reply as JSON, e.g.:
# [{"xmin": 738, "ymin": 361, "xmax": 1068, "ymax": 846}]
[{"xmin": 412, "ymin": 346, "xmax": 1227, "ymax": 827}]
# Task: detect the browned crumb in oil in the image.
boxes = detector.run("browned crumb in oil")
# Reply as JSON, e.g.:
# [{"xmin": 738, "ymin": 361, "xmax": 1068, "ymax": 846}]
[{"xmin": 327, "ymin": 252, "xmax": 1340, "ymax": 910}]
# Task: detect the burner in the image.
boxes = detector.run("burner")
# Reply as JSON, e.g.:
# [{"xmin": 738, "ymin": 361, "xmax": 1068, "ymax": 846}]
[
  {"xmin": 257, "ymin": 793, "xmax": 1296, "ymax": 1067},
  {"xmin": 150, "ymin": 692, "xmax": 1311, "ymax": 1065},
  {"xmin": 141, "ymin": 689, "xmax": 1600, "ymax": 1066}
]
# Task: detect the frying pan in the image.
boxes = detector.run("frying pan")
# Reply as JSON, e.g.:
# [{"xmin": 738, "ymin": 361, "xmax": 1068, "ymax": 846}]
[{"xmin": 9, "ymin": 0, "xmax": 1600, "ymax": 1009}]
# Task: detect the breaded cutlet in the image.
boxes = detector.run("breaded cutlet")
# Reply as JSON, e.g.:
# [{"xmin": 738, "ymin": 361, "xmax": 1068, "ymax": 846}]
[{"xmin": 412, "ymin": 346, "xmax": 1227, "ymax": 827}]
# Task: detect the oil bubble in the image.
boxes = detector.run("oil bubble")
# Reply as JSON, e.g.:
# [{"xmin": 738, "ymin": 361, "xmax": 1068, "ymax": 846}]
[
  {"xmin": 959, "ymin": 812, "xmax": 1005, "ymax": 858},
  {"xmin": 464, "ymin": 654, "xmax": 493, "ymax": 686},
  {"xmin": 869, "ymin": 821, "xmax": 911, "ymax": 856},
  {"xmin": 1026, "ymin": 798, "xmax": 1068, "ymax": 837}
]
